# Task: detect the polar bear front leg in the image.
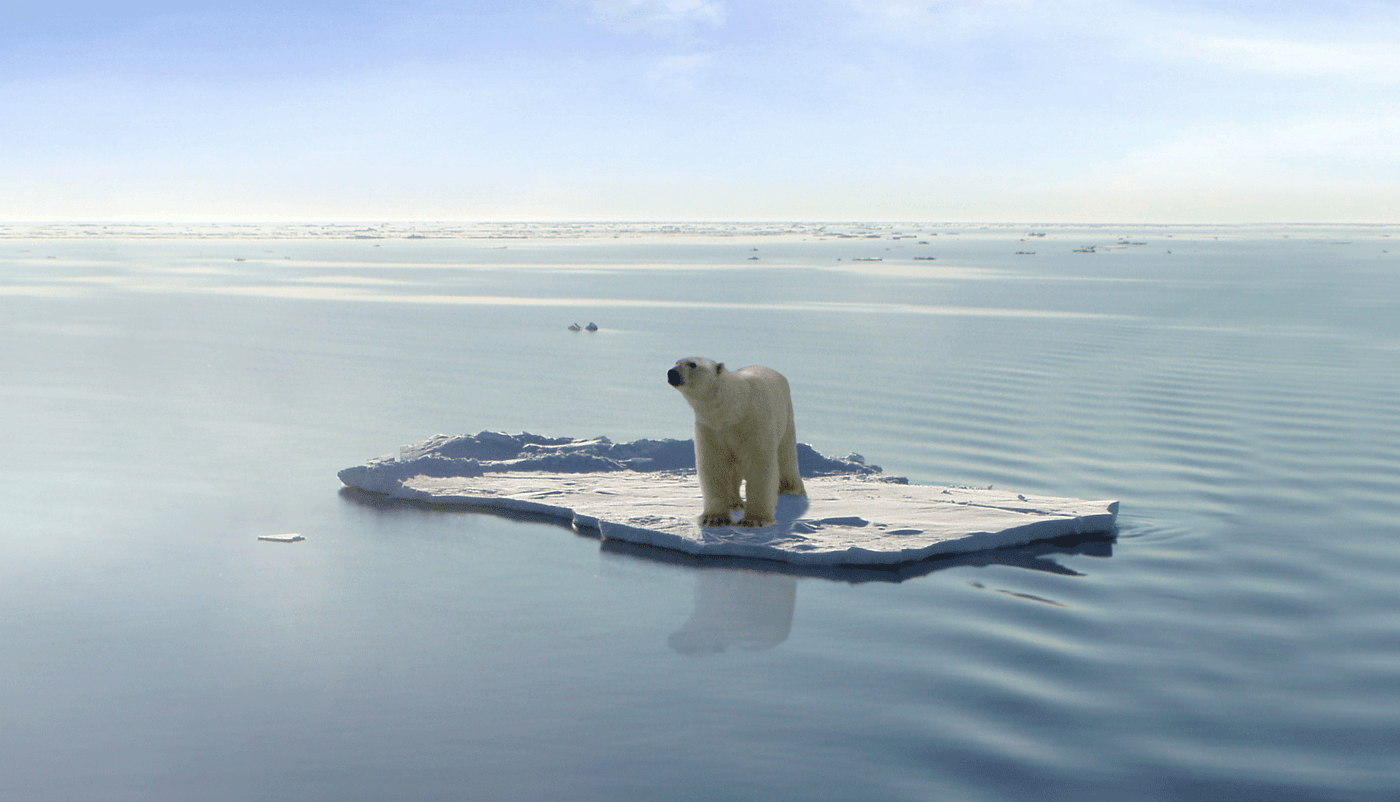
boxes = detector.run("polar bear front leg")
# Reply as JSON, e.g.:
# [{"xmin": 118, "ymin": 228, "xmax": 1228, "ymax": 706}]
[
  {"xmin": 696, "ymin": 425, "xmax": 743, "ymax": 526},
  {"xmin": 738, "ymin": 453, "xmax": 780, "ymax": 528}
]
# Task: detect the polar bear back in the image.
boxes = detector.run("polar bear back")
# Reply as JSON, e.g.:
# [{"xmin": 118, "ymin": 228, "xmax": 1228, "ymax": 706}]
[{"xmin": 694, "ymin": 364, "xmax": 793, "ymax": 435}]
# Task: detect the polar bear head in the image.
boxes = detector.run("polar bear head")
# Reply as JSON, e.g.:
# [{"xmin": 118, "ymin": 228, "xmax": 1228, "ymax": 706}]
[{"xmin": 668, "ymin": 357, "xmax": 724, "ymax": 389}]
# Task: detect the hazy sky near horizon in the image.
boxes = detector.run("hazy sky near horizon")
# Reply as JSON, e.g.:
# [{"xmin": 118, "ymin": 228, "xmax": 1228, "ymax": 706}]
[{"xmin": 4, "ymin": 0, "xmax": 1398, "ymax": 223}]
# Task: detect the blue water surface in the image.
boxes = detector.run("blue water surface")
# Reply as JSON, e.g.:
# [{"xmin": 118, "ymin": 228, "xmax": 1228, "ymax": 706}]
[{"xmin": 2, "ymin": 223, "xmax": 1397, "ymax": 801}]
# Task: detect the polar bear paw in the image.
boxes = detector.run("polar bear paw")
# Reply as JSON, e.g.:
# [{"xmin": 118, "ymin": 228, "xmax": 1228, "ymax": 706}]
[
  {"xmin": 738, "ymin": 514, "xmax": 775, "ymax": 528},
  {"xmin": 699, "ymin": 512, "xmax": 736, "ymax": 527}
]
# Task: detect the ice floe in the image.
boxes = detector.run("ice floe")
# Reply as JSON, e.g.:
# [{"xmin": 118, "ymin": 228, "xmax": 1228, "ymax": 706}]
[{"xmin": 338, "ymin": 432, "xmax": 1118, "ymax": 566}]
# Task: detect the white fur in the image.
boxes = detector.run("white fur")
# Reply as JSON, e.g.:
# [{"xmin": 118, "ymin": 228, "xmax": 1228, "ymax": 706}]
[{"xmin": 668, "ymin": 357, "xmax": 806, "ymax": 527}]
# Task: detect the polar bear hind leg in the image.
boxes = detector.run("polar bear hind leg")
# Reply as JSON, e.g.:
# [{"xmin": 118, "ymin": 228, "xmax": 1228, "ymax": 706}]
[{"xmin": 777, "ymin": 417, "xmax": 805, "ymax": 496}]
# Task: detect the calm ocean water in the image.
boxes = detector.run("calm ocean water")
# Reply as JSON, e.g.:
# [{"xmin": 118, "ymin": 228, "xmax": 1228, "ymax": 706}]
[{"xmin": 3, "ymin": 223, "xmax": 1397, "ymax": 801}]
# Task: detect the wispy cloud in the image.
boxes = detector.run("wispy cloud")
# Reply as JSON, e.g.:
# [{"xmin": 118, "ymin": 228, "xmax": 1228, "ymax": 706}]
[
  {"xmin": 648, "ymin": 52, "xmax": 715, "ymax": 89},
  {"xmin": 840, "ymin": 0, "xmax": 1400, "ymax": 85},
  {"xmin": 589, "ymin": 0, "xmax": 726, "ymax": 35},
  {"xmin": 1185, "ymin": 36, "xmax": 1400, "ymax": 82},
  {"xmin": 1082, "ymin": 115, "xmax": 1397, "ymax": 186},
  {"xmin": 841, "ymin": 0, "xmax": 1038, "ymax": 37}
]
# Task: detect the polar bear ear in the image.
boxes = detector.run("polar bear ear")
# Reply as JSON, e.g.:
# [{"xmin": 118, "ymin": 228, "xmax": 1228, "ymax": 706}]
[{"xmin": 715, "ymin": 362, "xmax": 725, "ymax": 374}]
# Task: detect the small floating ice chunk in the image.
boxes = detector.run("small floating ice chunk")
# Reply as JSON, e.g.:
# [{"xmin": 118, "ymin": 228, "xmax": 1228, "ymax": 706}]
[
  {"xmin": 586, "ymin": 322, "xmax": 599, "ymax": 331},
  {"xmin": 258, "ymin": 533, "xmax": 304, "ymax": 542}
]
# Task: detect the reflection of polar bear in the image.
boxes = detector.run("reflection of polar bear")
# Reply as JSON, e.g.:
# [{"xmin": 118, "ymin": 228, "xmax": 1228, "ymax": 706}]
[
  {"xmin": 667, "ymin": 357, "xmax": 807, "ymax": 527},
  {"xmin": 668, "ymin": 570, "xmax": 797, "ymax": 655}
]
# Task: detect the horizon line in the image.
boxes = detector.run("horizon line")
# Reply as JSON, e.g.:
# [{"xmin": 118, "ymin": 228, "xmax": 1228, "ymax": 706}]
[{"xmin": 3, "ymin": 220, "xmax": 1397, "ymax": 228}]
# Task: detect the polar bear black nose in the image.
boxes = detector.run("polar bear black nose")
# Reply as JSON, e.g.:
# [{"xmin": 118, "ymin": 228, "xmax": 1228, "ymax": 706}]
[{"xmin": 667, "ymin": 368, "xmax": 683, "ymax": 387}]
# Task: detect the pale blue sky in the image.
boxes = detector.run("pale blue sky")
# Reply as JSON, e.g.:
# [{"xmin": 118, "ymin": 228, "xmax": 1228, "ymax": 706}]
[{"xmin": 4, "ymin": 0, "xmax": 1398, "ymax": 222}]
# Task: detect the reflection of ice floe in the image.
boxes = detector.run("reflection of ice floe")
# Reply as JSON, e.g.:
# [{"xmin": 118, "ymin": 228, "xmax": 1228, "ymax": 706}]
[{"xmin": 338, "ymin": 433, "xmax": 1117, "ymax": 567}]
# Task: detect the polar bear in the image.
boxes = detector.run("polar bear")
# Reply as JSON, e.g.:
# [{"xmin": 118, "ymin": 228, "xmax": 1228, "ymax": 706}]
[{"xmin": 667, "ymin": 357, "xmax": 807, "ymax": 527}]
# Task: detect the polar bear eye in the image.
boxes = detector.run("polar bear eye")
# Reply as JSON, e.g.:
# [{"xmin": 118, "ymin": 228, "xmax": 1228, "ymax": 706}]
[{"xmin": 686, "ymin": 361, "xmax": 696, "ymax": 369}]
